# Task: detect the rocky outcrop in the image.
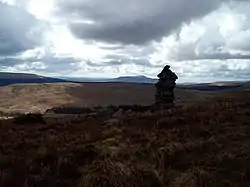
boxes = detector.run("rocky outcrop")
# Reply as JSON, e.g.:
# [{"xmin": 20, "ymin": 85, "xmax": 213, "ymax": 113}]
[{"xmin": 155, "ymin": 65, "xmax": 178, "ymax": 108}]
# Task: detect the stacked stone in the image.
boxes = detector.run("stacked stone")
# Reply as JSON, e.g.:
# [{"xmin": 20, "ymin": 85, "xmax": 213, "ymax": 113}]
[{"xmin": 155, "ymin": 65, "xmax": 178, "ymax": 108}]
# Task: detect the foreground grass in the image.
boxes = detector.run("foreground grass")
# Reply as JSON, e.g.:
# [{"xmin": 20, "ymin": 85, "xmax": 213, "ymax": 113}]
[{"xmin": 1, "ymin": 92, "xmax": 250, "ymax": 187}]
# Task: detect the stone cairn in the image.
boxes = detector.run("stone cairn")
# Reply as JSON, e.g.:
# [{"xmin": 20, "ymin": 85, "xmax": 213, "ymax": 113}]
[{"xmin": 155, "ymin": 65, "xmax": 178, "ymax": 108}]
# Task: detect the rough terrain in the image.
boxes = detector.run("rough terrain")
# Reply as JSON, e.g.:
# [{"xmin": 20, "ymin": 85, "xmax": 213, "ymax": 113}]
[
  {"xmin": 0, "ymin": 90, "xmax": 250, "ymax": 187},
  {"xmin": 0, "ymin": 82, "xmax": 213, "ymax": 114}
]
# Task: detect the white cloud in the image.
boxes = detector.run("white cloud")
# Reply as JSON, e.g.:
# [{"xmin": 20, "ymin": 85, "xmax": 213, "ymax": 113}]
[{"xmin": 27, "ymin": 0, "xmax": 56, "ymax": 20}]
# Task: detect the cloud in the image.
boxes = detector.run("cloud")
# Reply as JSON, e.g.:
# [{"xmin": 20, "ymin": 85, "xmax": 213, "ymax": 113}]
[
  {"xmin": 150, "ymin": 1, "xmax": 250, "ymax": 62},
  {"xmin": 0, "ymin": 47, "xmax": 79, "ymax": 74},
  {"xmin": 56, "ymin": 0, "xmax": 222, "ymax": 45},
  {"xmin": 172, "ymin": 60, "xmax": 250, "ymax": 82},
  {"xmin": 0, "ymin": 58, "xmax": 48, "ymax": 73},
  {"xmin": 1, "ymin": 0, "xmax": 250, "ymax": 82},
  {"xmin": 0, "ymin": 1, "xmax": 44, "ymax": 56}
]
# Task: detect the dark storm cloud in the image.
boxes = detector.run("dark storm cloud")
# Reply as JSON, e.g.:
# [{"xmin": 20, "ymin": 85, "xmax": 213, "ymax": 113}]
[
  {"xmin": 56, "ymin": 0, "xmax": 223, "ymax": 45},
  {"xmin": 0, "ymin": 2, "xmax": 43, "ymax": 56}
]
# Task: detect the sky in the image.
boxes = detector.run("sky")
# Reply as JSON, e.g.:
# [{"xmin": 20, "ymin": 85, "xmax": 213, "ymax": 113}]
[{"xmin": 0, "ymin": 0, "xmax": 250, "ymax": 82}]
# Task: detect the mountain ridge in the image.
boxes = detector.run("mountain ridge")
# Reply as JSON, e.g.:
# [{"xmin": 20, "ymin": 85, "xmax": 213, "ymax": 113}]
[
  {"xmin": 0, "ymin": 72, "xmax": 68, "ymax": 86},
  {"xmin": 57, "ymin": 75, "xmax": 157, "ymax": 84}
]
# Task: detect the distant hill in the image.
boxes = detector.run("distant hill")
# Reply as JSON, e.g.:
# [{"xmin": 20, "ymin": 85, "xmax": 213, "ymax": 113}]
[
  {"xmin": 58, "ymin": 75, "xmax": 250, "ymax": 91},
  {"xmin": 58, "ymin": 77, "xmax": 110, "ymax": 82},
  {"xmin": 4, "ymin": 73, "xmax": 248, "ymax": 91},
  {"xmin": 58, "ymin": 75, "xmax": 158, "ymax": 84},
  {"xmin": 108, "ymin": 76, "xmax": 157, "ymax": 84},
  {"xmin": 178, "ymin": 81, "xmax": 250, "ymax": 91},
  {"xmin": 0, "ymin": 72, "xmax": 68, "ymax": 86}
]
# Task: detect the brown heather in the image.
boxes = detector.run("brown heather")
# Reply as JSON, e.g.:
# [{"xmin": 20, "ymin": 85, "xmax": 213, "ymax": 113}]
[{"xmin": 1, "ymin": 91, "xmax": 250, "ymax": 187}]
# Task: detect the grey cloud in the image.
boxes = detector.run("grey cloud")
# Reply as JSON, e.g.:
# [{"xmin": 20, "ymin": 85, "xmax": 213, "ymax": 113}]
[
  {"xmin": 1, "ymin": 0, "xmax": 250, "ymax": 82},
  {"xmin": 162, "ymin": 18, "xmax": 250, "ymax": 62},
  {"xmin": 0, "ymin": 53, "xmax": 78, "ymax": 73},
  {"xmin": 57, "ymin": 0, "xmax": 222, "ymax": 45},
  {"xmin": 175, "ymin": 50, "xmax": 250, "ymax": 61},
  {"xmin": 0, "ymin": 2, "xmax": 43, "ymax": 56},
  {"xmin": 86, "ymin": 60, "xmax": 124, "ymax": 67},
  {"xmin": 35, "ymin": 56, "xmax": 79, "ymax": 72},
  {"xmin": 85, "ymin": 55, "xmax": 156, "ymax": 67},
  {"xmin": 204, "ymin": 68, "xmax": 250, "ymax": 80},
  {"xmin": 228, "ymin": 31, "xmax": 250, "ymax": 52},
  {"xmin": 172, "ymin": 60, "xmax": 250, "ymax": 82},
  {"xmin": 198, "ymin": 53, "xmax": 250, "ymax": 60},
  {"xmin": 0, "ymin": 57, "xmax": 24, "ymax": 67}
]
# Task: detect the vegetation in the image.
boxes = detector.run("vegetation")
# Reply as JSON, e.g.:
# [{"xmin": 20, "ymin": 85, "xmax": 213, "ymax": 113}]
[
  {"xmin": 0, "ymin": 92, "xmax": 250, "ymax": 186},
  {"xmin": 13, "ymin": 113, "xmax": 46, "ymax": 125}
]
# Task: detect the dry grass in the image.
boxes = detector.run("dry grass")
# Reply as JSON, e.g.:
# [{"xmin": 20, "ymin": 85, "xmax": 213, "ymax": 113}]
[
  {"xmin": 0, "ymin": 83, "xmax": 82, "ymax": 113},
  {"xmin": 0, "ymin": 82, "xmax": 213, "ymax": 114},
  {"xmin": 0, "ymin": 91, "xmax": 250, "ymax": 186}
]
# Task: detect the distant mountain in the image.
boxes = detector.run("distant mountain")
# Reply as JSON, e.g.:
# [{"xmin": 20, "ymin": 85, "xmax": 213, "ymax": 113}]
[
  {"xmin": 0, "ymin": 72, "xmax": 68, "ymax": 86},
  {"xmin": 56, "ymin": 76, "xmax": 250, "ymax": 91},
  {"xmin": 58, "ymin": 77, "xmax": 110, "ymax": 82},
  {"xmin": 108, "ymin": 76, "xmax": 157, "ymax": 84},
  {"xmin": 58, "ymin": 75, "xmax": 157, "ymax": 84}
]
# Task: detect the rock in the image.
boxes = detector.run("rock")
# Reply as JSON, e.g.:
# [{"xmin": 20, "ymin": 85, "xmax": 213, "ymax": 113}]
[
  {"xmin": 155, "ymin": 65, "xmax": 178, "ymax": 108},
  {"xmin": 104, "ymin": 118, "xmax": 120, "ymax": 126},
  {"xmin": 98, "ymin": 107, "xmax": 115, "ymax": 117},
  {"xmin": 112, "ymin": 109, "xmax": 124, "ymax": 118},
  {"xmin": 125, "ymin": 109, "xmax": 133, "ymax": 115}
]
